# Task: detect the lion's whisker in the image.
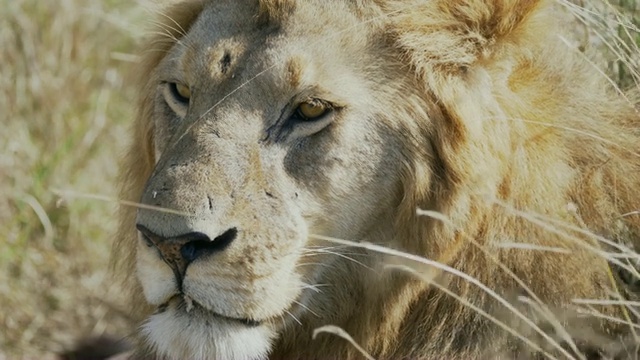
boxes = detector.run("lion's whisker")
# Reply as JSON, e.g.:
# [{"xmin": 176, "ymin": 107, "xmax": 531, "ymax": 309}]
[
  {"xmin": 292, "ymin": 300, "xmax": 320, "ymax": 318},
  {"xmin": 303, "ymin": 245, "xmax": 350, "ymax": 251},
  {"xmin": 309, "ymin": 249, "xmax": 374, "ymax": 271},
  {"xmin": 146, "ymin": 30, "xmax": 180, "ymax": 46},
  {"xmin": 145, "ymin": 31, "xmax": 196, "ymax": 56},
  {"xmin": 300, "ymin": 250, "xmax": 367, "ymax": 257},
  {"xmin": 284, "ymin": 309, "xmax": 302, "ymax": 326},
  {"xmin": 153, "ymin": 12, "xmax": 189, "ymax": 38},
  {"xmin": 295, "ymin": 262, "xmax": 342, "ymax": 272},
  {"xmin": 299, "ymin": 283, "xmax": 330, "ymax": 294}
]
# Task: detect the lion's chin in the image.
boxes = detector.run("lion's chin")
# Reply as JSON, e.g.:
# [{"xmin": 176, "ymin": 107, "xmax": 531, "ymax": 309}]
[
  {"xmin": 160, "ymin": 294, "xmax": 264, "ymax": 327},
  {"xmin": 141, "ymin": 301, "xmax": 276, "ymax": 360}
]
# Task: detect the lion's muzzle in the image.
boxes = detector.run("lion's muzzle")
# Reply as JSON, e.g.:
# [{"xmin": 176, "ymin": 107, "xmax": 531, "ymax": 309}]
[
  {"xmin": 136, "ymin": 224, "xmax": 238, "ymax": 287},
  {"xmin": 132, "ymin": 131, "xmax": 307, "ymax": 325}
]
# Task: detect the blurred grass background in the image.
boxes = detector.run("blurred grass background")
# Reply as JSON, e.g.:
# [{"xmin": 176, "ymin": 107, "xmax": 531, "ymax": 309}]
[
  {"xmin": 0, "ymin": 0, "xmax": 145, "ymax": 356},
  {"xmin": 0, "ymin": 0, "xmax": 639, "ymax": 358}
]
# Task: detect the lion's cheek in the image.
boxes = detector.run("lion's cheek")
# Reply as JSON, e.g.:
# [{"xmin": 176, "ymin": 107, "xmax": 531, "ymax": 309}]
[{"xmin": 136, "ymin": 240, "xmax": 177, "ymax": 305}]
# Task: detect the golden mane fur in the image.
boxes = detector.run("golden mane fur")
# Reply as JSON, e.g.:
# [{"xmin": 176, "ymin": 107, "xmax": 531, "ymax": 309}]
[{"xmin": 112, "ymin": 0, "xmax": 640, "ymax": 358}]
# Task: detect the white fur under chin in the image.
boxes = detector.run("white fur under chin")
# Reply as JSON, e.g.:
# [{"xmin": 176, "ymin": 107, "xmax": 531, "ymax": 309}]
[{"xmin": 142, "ymin": 310, "xmax": 275, "ymax": 360}]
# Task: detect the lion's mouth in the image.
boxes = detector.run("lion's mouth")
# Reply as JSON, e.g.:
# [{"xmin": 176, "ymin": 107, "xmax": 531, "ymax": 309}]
[{"xmin": 158, "ymin": 294, "xmax": 262, "ymax": 327}]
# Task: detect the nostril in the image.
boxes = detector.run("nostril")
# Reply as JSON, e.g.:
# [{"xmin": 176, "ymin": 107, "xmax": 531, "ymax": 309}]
[
  {"xmin": 136, "ymin": 223, "xmax": 239, "ymax": 278},
  {"xmin": 180, "ymin": 241, "xmax": 200, "ymax": 263},
  {"xmin": 179, "ymin": 228, "xmax": 238, "ymax": 263},
  {"xmin": 213, "ymin": 227, "xmax": 238, "ymax": 251}
]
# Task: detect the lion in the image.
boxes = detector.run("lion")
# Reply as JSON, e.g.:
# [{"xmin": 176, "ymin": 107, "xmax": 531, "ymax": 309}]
[{"xmin": 109, "ymin": 0, "xmax": 640, "ymax": 358}]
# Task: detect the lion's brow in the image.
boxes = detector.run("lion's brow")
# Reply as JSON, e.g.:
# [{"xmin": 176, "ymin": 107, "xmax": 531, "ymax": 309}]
[
  {"xmin": 257, "ymin": 0, "xmax": 296, "ymax": 22},
  {"xmin": 286, "ymin": 56, "xmax": 304, "ymax": 89}
]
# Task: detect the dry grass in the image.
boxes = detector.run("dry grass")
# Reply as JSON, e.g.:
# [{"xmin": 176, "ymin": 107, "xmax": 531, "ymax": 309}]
[
  {"xmin": 0, "ymin": 0, "xmax": 146, "ymax": 357},
  {"xmin": 0, "ymin": 0, "xmax": 639, "ymax": 359}
]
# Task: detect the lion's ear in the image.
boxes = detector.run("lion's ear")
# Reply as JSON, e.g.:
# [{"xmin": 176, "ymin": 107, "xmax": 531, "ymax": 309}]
[{"xmin": 384, "ymin": 0, "xmax": 546, "ymax": 88}]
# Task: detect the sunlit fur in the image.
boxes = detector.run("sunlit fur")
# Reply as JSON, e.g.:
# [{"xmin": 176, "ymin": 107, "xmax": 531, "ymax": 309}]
[{"xmin": 112, "ymin": 0, "xmax": 640, "ymax": 358}]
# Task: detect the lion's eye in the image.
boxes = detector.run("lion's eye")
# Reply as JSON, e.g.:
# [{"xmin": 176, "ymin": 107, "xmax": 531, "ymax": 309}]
[
  {"xmin": 296, "ymin": 100, "xmax": 330, "ymax": 120},
  {"xmin": 162, "ymin": 82, "xmax": 191, "ymax": 118},
  {"xmin": 169, "ymin": 82, "xmax": 191, "ymax": 104},
  {"xmin": 275, "ymin": 98, "xmax": 335, "ymax": 140}
]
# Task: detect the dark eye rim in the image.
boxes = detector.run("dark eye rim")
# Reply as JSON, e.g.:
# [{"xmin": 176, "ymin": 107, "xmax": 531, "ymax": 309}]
[{"xmin": 168, "ymin": 82, "xmax": 190, "ymax": 105}]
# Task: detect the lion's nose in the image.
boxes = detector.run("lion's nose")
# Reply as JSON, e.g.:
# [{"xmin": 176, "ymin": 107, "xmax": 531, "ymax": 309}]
[{"xmin": 136, "ymin": 224, "xmax": 237, "ymax": 282}]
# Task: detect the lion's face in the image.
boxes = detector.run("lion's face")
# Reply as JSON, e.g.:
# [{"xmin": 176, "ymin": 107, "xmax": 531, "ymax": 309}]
[{"xmin": 134, "ymin": 1, "xmax": 419, "ymax": 357}]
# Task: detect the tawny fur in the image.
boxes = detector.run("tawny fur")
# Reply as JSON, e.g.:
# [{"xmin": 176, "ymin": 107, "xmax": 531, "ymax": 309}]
[{"xmin": 112, "ymin": 0, "xmax": 640, "ymax": 359}]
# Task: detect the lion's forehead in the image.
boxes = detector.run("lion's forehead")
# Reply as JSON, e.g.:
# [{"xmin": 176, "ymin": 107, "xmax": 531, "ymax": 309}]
[{"xmin": 175, "ymin": 0, "xmax": 375, "ymax": 91}]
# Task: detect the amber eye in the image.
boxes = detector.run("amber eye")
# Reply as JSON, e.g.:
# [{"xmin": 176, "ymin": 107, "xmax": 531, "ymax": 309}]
[
  {"xmin": 170, "ymin": 82, "xmax": 191, "ymax": 104},
  {"xmin": 297, "ymin": 100, "xmax": 329, "ymax": 120}
]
